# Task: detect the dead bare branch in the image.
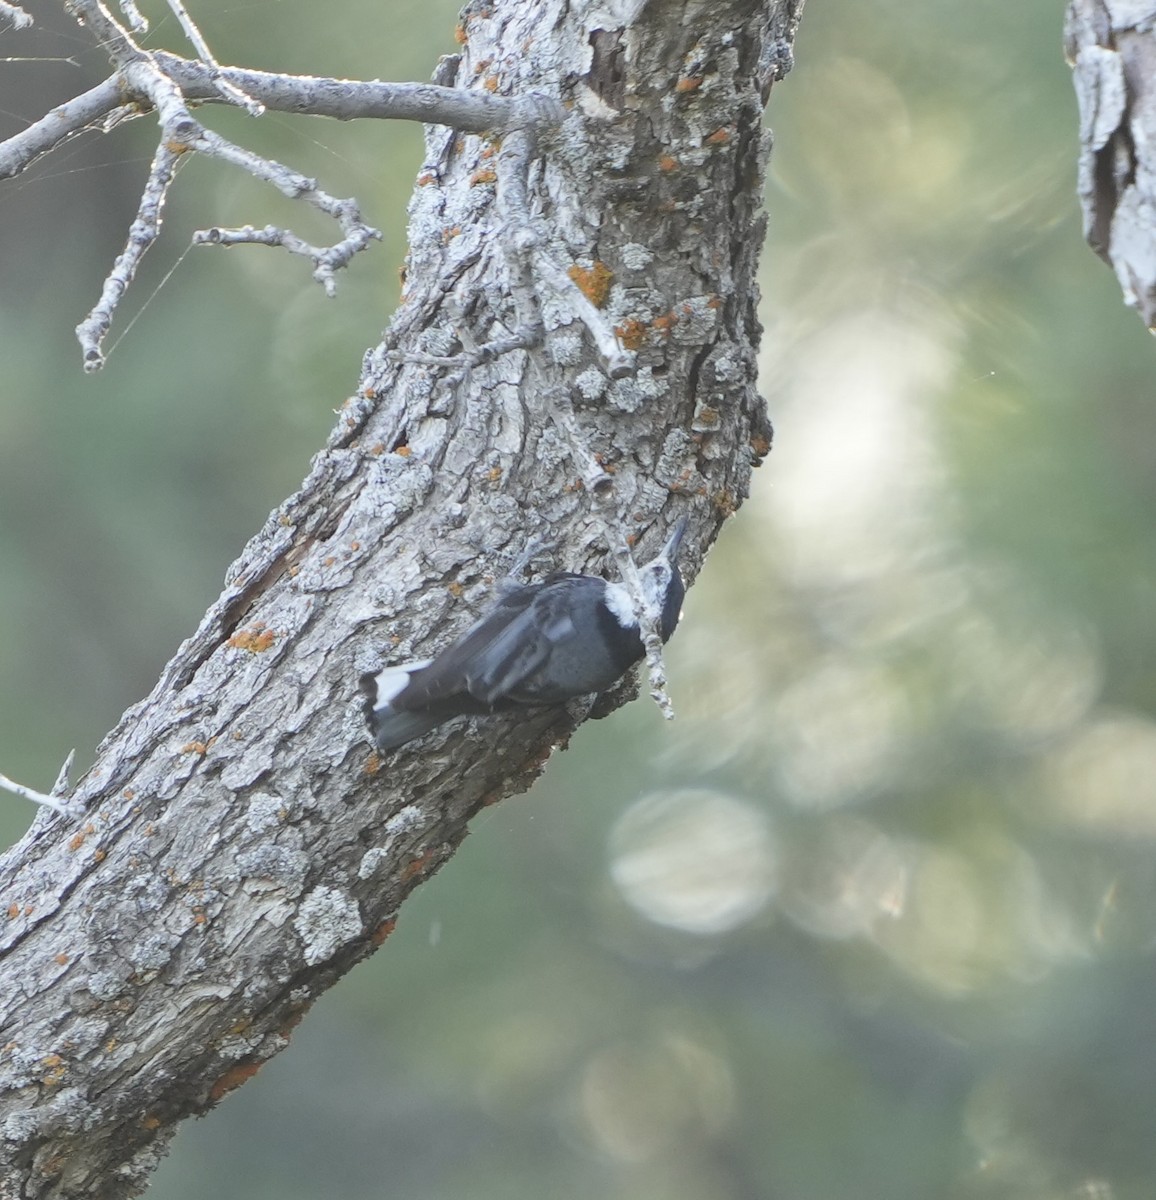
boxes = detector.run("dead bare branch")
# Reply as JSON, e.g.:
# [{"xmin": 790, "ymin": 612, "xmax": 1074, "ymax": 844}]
[{"xmin": 75, "ymin": 141, "xmax": 184, "ymax": 369}]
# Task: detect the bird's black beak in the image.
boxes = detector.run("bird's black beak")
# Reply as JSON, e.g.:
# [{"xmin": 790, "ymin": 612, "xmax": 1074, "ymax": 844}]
[{"xmin": 661, "ymin": 515, "xmax": 689, "ymax": 563}]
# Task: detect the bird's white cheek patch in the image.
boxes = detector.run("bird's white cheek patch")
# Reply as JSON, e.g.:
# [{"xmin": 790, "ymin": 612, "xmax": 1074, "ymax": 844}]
[{"xmin": 603, "ymin": 583, "xmax": 638, "ymax": 629}]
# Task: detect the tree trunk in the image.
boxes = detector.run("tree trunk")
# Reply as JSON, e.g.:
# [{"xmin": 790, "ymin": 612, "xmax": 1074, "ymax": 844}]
[{"xmin": 0, "ymin": 0, "xmax": 802, "ymax": 1194}]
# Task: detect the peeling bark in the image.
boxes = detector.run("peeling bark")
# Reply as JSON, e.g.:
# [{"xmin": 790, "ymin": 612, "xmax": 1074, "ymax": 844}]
[
  {"xmin": 0, "ymin": 0, "xmax": 803, "ymax": 1194},
  {"xmin": 1066, "ymin": 0, "xmax": 1156, "ymax": 327}
]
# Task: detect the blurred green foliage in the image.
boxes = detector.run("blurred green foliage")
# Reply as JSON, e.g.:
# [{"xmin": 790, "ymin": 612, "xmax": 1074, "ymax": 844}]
[{"xmin": 4, "ymin": 0, "xmax": 1156, "ymax": 1197}]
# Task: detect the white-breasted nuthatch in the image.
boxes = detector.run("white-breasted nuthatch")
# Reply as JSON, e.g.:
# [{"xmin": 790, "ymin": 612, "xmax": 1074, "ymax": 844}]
[{"xmin": 362, "ymin": 518, "xmax": 688, "ymax": 751}]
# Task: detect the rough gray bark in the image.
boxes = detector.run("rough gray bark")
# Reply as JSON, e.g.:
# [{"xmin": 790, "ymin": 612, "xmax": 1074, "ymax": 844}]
[
  {"xmin": 1066, "ymin": 0, "xmax": 1156, "ymax": 327},
  {"xmin": 0, "ymin": 0, "xmax": 802, "ymax": 1195}
]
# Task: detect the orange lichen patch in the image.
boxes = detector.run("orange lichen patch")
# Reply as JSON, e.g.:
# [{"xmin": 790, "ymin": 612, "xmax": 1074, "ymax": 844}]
[
  {"xmin": 210, "ymin": 1060, "xmax": 262, "ymax": 1104},
  {"xmin": 23, "ymin": 904, "xmax": 33, "ymax": 916},
  {"xmin": 122, "ymin": 787, "xmax": 135, "ymax": 800},
  {"xmin": 614, "ymin": 317, "xmax": 648, "ymax": 351},
  {"xmin": 163, "ymin": 139, "xmax": 191, "ymax": 155},
  {"xmin": 279, "ymin": 1006, "xmax": 310, "ymax": 1039},
  {"xmin": 371, "ymin": 918, "xmax": 397, "ymax": 947},
  {"xmin": 363, "ymin": 751, "xmax": 381, "ymax": 777},
  {"xmin": 453, "ymin": 21, "xmax": 467, "ymax": 43},
  {"xmin": 277, "ymin": 1011, "xmax": 308, "ymax": 1043},
  {"xmin": 368, "ymin": 443, "xmax": 385, "ymax": 456},
  {"xmin": 54, "ymin": 954, "xmax": 70, "ymax": 966},
  {"xmin": 402, "ymin": 851, "xmax": 434, "ymax": 881},
  {"xmin": 41, "ymin": 1054, "xmax": 67, "ymax": 1086},
  {"xmin": 141, "ymin": 1114, "xmax": 161, "ymax": 1131},
  {"xmin": 105, "ymin": 1038, "xmax": 118, "ymax": 1053},
  {"xmin": 395, "ymin": 445, "xmax": 412, "ymax": 457},
  {"xmin": 68, "ymin": 830, "xmax": 88, "ymax": 852},
  {"xmin": 181, "ymin": 739, "xmax": 215, "ymax": 756},
  {"xmin": 473, "ymin": 58, "xmax": 492, "ymax": 74},
  {"xmin": 228, "ymin": 625, "xmax": 276, "ymax": 653},
  {"xmin": 469, "ymin": 166, "xmax": 497, "ymax": 186},
  {"xmin": 651, "ymin": 311, "xmax": 677, "ymax": 339},
  {"xmin": 675, "ymin": 75, "xmax": 703, "ymax": 93},
  {"xmin": 92, "ymin": 849, "xmax": 106, "ymax": 863},
  {"xmin": 486, "ymin": 465, "xmax": 503, "ymax": 482},
  {"xmin": 706, "ymin": 294, "xmax": 723, "ymax": 309},
  {"xmin": 568, "ymin": 261, "xmax": 614, "ymax": 308},
  {"xmin": 6, "ymin": 904, "xmax": 20, "ymax": 920},
  {"xmin": 448, "ymin": 581, "xmax": 464, "ymax": 598},
  {"xmin": 658, "ymin": 154, "xmax": 679, "ymax": 172},
  {"xmin": 479, "ymin": 142, "xmax": 498, "ymax": 159},
  {"xmin": 705, "ymin": 126, "xmax": 732, "ymax": 145},
  {"xmin": 441, "ymin": 225, "xmax": 462, "ymax": 245},
  {"xmin": 482, "ymin": 75, "xmax": 499, "ymax": 93},
  {"xmin": 350, "ymin": 541, "xmax": 361, "ymax": 552}
]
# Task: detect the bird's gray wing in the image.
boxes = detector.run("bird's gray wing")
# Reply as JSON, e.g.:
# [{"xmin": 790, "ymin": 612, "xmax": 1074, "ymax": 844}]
[
  {"xmin": 389, "ymin": 584, "xmax": 555, "ymax": 710},
  {"xmin": 395, "ymin": 578, "xmax": 591, "ymax": 710},
  {"xmin": 465, "ymin": 588, "xmax": 579, "ymax": 704}
]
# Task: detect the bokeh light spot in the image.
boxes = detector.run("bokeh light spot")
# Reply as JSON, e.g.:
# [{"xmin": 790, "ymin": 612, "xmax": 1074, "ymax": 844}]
[{"xmin": 609, "ymin": 789, "xmax": 776, "ymax": 935}]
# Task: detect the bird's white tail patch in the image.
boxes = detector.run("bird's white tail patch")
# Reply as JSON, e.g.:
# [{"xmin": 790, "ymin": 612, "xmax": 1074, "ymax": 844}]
[{"xmin": 367, "ymin": 660, "xmax": 432, "ymax": 710}]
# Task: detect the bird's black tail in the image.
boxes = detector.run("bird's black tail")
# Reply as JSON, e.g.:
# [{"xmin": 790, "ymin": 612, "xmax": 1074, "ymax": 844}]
[{"xmin": 360, "ymin": 662, "xmax": 441, "ymax": 752}]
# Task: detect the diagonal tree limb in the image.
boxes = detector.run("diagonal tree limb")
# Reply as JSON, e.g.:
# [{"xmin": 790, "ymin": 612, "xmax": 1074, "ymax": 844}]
[{"xmin": 0, "ymin": 1, "xmax": 799, "ymax": 1196}]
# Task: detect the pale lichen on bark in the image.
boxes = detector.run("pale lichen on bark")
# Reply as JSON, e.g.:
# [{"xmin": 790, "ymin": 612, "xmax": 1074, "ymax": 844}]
[{"xmin": 0, "ymin": 0, "xmax": 803, "ymax": 1194}]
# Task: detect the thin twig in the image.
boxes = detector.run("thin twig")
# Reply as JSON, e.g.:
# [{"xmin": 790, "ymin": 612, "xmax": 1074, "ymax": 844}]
[
  {"xmin": 599, "ymin": 509, "xmax": 675, "ymax": 719},
  {"xmin": 75, "ymin": 141, "xmax": 184, "ymax": 370},
  {"xmin": 495, "ymin": 128, "xmax": 634, "ymax": 378},
  {"xmin": 53, "ymin": 749, "xmax": 77, "ymax": 794},
  {"xmin": 164, "ymin": 0, "xmax": 264, "ymax": 115},
  {"xmin": 533, "ymin": 253, "xmax": 635, "ymax": 378},
  {"xmin": 384, "ymin": 329, "xmax": 538, "ymax": 376},
  {"xmin": 0, "ymin": 76, "xmax": 131, "ymax": 181},
  {"xmin": 118, "ymin": 0, "xmax": 146, "ymax": 33},
  {"xmin": 0, "ymin": 770, "xmax": 81, "ymax": 817},
  {"xmin": 66, "ymin": 0, "xmax": 147, "ymax": 68},
  {"xmin": 190, "ymin": 129, "xmax": 382, "ymax": 294},
  {"xmin": 156, "ymin": 55, "xmax": 561, "ymax": 131},
  {"xmin": 0, "ymin": 57, "xmax": 559, "ymax": 183},
  {"xmin": 495, "ymin": 128, "xmax": 546, "ymax": 337}
]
